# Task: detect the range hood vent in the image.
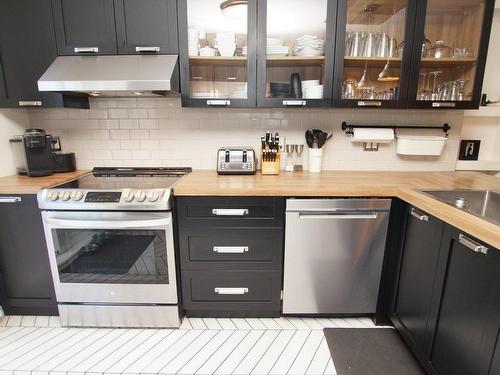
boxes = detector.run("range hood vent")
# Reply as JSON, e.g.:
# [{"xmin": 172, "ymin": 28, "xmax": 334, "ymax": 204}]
[{"xmin": 38, "ymin": 55, "xmax": 178, "ymax": 97}]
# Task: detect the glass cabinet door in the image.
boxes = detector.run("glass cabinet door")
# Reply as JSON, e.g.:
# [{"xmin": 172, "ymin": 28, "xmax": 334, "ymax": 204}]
[
  {"xmin": 257, "ymin": 0, "xmax": 335, "ymax": 107},
  {"xmin": 333, "ymin": 0, "xmax": 415, "ymax": 108},
  {"xmin": 178, "ymin": 0, "xmax": 257, "ymax": 107},
  {"xmin": 410, "ymin": 0, "xmax": 493, "ymax": 109}
]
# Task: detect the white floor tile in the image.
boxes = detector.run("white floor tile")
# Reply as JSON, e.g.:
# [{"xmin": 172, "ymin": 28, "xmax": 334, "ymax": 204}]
[
  {"xmin": 251, "ymin": 330, "xmax": 295, "ymax": 375},
  {"xmin": 19, "ymin": 316, "xmax": 36, "ymax": 327},
  {"xmin": 306, "ymin": 337, "xmax": 332, "ymax": 375},
  {"xmin": 34, "ymin": 316, "xmax": 50, "ymax": 328},
  {"xmin": 203, "ymin": 318, "xmax": 222, "ymax": 330},
  {"xmin": 216, "ymin": 318, "xmax": 237, "ymax": 330},
  {"xmin": 269, "ymin": 330, "xmax": 311, "ymax": 375},
  {"xmin": 196, "ymin": 331, "xmax": 248, "ymax": 375},
  {"xmin": 232, "ymin": 330, "xmax": 280, "ymax": 375},
  {"xmin": 188, "ymin": 318, "xmax": 207, "ymax": 330},
  {"xmin": 214, "ymin": 330, "xmax": 264, "ymax": 375},
  {"xmin": 230, "ymin": 318, "xmax": 252, "ymax": 330},
  {"xmin": 288, "ymin": 331, "xmax": 324, "ymax": 374},
  {"xmin": 5, "ymin": 316, "xmax": 22, "ymax": 327}
]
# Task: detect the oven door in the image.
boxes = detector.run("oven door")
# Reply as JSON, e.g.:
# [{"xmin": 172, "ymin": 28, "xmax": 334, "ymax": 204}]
[{"xmin": 42, "ymin": 211, "xmax": 177, "ymax": 305}]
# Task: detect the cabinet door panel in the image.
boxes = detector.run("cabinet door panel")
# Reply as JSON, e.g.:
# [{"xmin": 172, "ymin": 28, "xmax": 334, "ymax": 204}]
[
  {"xmin": 427, "ymin": 227, "xmax": 499, "ymax": 375},
  {"xmin": 115, "ymin": 0, "xmax": 178, "ymax": 54},
  {"xmin": 52, "ymin": 0, "xmax": 117, "ymax": 55},
  {"xmin": 393, "ymin": 207, "xmax": 443, "ymax": 357},
  {"xmin": 0, "ymin": 0, "xmax": 63, "ymax": 107},
  {"xmin": 408, "ymin": 0, "xmax": 495, "ymax": 109},
  {"xmin": 0, "ymin": 195, "xmax": 56, "ymax": 314}
]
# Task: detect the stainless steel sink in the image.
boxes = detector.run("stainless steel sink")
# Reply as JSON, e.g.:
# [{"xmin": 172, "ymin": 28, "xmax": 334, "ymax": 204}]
[{"xmin": 419, "ymin": 189, "xmax": 500, "ymax": 226}]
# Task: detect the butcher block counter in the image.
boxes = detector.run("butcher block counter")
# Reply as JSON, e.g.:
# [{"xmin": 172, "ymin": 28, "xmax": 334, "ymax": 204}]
[
  {"xmin": 174, "ymin": 171, "xmax": 500, "ymax": 248},
  {"xmin": 0, "ymin": 170, "xmax": 90, "ymax": 195}
]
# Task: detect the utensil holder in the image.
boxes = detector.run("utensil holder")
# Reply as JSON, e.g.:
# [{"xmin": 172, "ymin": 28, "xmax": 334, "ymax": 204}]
[
  {"xmin": 261, "ymin": 152, "xmax": 280, "ymax": 175},
  {"xmin": 308, "ymin": 148, "xmax": 324, "ymax": 173}
]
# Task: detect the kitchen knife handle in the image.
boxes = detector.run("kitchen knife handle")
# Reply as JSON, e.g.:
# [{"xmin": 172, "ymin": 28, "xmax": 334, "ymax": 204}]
[
  {"xmin": 74, "ymin": 47, "xmax": 99, "ymax": 53},
  {"xmin": 212, "ymin": 208, "xmax": 249, "ymax": 216},
  {"xmin": 136, "ymin": 46, "xmax": 160, "ymax": 52},
  {"xmin": 0, "ymin": 197, "xmax": 22, "ymax": 203},
  {"xmin": 410, "ymin": 208, "xmax": 429, "ymax": 222},
  {"xmin": 213, "ymin": 246, "xmax": 249, "ymax": 254},
  {"xmin": 214, "ymin": 287, "xmax": 249, "ymax": 295},
  {"xmin": 18, "ymin": 101, "xmax": 42, "ymax": 107},
  {"xmin": 459, "ymin": 234, "xmax": 488, "ymax": 255}
]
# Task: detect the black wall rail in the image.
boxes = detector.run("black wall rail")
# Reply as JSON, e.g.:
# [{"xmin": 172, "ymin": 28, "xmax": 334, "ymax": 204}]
[{"xmin": 341, "ymin": 122, "xmax": 451, "ymax": 137}]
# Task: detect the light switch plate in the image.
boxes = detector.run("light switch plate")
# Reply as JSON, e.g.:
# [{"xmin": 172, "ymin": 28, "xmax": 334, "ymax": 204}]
[{"xmin": 459, "ymin": 140, "xmax": 481, "ymax": 160}]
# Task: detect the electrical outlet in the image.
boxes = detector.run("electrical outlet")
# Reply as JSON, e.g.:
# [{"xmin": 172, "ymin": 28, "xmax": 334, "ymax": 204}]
[{"xmin": 459, "ymin": 140, "xmax": 481, "ymax": 160}]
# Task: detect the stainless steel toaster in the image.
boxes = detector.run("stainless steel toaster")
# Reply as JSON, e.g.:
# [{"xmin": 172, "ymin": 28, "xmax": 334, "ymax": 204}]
[{"xmin": 217, "ymin": 147, "xmax": 257, "ymax": 175}]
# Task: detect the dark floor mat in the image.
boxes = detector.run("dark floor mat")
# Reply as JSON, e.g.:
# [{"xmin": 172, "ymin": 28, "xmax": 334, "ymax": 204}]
[{"xmin": 324, "ymin": 328, "xmax": 425, "ymax": 375}]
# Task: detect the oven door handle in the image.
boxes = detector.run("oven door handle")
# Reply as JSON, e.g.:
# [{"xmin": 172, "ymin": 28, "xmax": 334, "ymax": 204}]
[{"xmin": 43, "ymin": 217, "xmax": 171, "ymax": 229}]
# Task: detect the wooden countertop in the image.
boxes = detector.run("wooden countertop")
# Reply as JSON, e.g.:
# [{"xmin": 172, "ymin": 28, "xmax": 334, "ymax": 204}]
[
  {"xmin": 174, "ymin": 171, "xmax": 500, "ymax": 248},
  {"xmin": 0, "ymin": 170, "xmax": 90, "ymax": 195}
]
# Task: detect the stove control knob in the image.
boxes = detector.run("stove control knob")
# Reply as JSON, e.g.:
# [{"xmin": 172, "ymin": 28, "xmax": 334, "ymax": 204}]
[
  {"xmin": 123, "ymin": 191, "xmax": 135, "ymax": 202},
  {"xmin": 60, "ymin": 191, "xmax": 71, "ymax": 201},
  {"xmin": 70, "ymin": 191, "xmax": 84, "ymax": 201},
  {"xmin": 47, "ymin": 191, "xmax": 59, "ymax": 201},
  {"xmin": 147, "ymin": 191, "xmax": 160, "ymax": 202},
  {"xmin": 135, "ymin": 190, "xmax": 146, "ymax": 202}
]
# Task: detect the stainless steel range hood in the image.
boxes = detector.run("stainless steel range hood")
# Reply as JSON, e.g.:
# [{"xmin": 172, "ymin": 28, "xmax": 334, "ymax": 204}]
[{"xmin": 38, "ymin": 55, "xmax": 178, "ymax": 97}]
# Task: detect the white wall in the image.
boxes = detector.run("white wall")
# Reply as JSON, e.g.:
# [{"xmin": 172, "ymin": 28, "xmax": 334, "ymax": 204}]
[{"xmin": 0, "ymin": 109, "xmax": 29, "ymax": 177}]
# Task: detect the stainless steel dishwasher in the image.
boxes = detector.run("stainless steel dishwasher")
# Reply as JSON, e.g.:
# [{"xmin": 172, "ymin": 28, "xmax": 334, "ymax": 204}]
[{"xmin": 283, "ymin": 198, "xmax": 392, "ymax": 314}]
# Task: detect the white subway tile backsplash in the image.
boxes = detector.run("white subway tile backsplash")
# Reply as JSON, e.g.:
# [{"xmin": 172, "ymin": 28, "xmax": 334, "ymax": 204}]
[{"xmin": 27, "ymin": 98, "xmax": 463, "ymax": 171}]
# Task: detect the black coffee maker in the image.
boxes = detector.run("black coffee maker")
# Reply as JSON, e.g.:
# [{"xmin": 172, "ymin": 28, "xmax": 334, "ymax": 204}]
[{"xmin": 9, "ymin": 129, "xmax": 75, "ymax": 177}]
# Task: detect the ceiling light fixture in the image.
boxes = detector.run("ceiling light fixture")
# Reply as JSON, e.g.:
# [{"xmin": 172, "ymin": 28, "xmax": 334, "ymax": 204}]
[{"xmin": 220, "ymin": 0, "xmax": 247, "ymax": 19}]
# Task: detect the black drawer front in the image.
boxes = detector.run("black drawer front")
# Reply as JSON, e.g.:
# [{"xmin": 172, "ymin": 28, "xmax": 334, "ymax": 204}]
[
  {"xmin": 182, "ymin": 270, "xmax": 281, "ymax": 309},
  {"xmin": 177, "ymin": 197, "xmax": 284, "ymax": 227},
  {"xmin": 179, "ymin": 227, "xmax": 283, "ymax": 270}
]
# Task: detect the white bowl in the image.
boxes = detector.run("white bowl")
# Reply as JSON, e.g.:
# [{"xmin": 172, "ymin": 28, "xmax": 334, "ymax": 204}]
[
  {"xmin": 217, "ymin": 44, "xmax": 236, "ymax": 57},
  {"xmin": 199, "ymin": 47, "xmax": 216, "ymax": 57}
]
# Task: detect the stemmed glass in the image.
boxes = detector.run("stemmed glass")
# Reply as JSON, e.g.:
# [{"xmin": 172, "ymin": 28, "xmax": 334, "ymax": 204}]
[
  {"xmin": 455, "ymin": 79, "xmax": 468, "ymax": 101},
  {"xmin": 418, "ymin": 73, "xmax": 428, "ymax": 100},
  {"xmin": 429, "ymin": 71, "xmax": 443, "ymax": 101}
]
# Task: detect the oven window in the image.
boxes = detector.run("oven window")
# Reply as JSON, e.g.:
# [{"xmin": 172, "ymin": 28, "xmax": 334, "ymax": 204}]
[{"xmin": 51, "ymin": 229, "xmax": 169, "ymax": 284}]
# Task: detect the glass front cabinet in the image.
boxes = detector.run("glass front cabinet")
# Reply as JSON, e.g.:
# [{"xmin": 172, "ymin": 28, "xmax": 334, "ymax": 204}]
[
  {"xmin": 178, "ymin": 0, "xmax": 494, "ymax": 109},
  {"xmin": 408, "ymin": 0, "xmax": 494, "ymax": 109}
]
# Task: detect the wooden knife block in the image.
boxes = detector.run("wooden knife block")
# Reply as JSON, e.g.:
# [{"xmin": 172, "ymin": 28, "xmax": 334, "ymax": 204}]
[{"xmin": 260, "ymin": 151, "xmax": 280, "ymax": 175}]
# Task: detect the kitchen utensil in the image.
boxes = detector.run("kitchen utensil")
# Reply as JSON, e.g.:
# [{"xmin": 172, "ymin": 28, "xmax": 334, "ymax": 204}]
[
  {"xmin": 305, "ymin": 130, "xmax": 315, "ymax": 148},
  {"xmin": 290, "ymin": 73, "xmax": 302, "ymax": 98},
  {"xmin": 308, "ymin": 148, "xmax": 324, "ymax": 172},
  {"xmin": 363, "ymin": 32, "xmax": 377, "ymax": 57},
  {"xmin": 261, "ymin": 131, "xmax": 281, "ymax": 175},
  {"xmin": 429, "ymin": 41, "xmax": 451, "ymax": 58},
  {"xmin": 421, "ymin": 37, "xmax": 431, "ymax": 57}
]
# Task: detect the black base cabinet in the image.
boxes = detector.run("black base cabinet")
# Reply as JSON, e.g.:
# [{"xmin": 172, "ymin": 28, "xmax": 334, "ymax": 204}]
[
  {"xmin": 391, "ymin": 205, "xmax": 500, "ymax": 375},
  {"xmin": 176, "ymin": 197, "xmax": 284, "ymax": 317},
  {"xmin": 0, "ymin": 195, "xmax": 57, "ymax": 315}
]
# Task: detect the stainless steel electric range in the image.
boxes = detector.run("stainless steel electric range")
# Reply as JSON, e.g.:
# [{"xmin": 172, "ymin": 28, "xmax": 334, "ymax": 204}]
[{"xmin": 37, "ymin": 167, "xmax": 191, "ymax": 328}]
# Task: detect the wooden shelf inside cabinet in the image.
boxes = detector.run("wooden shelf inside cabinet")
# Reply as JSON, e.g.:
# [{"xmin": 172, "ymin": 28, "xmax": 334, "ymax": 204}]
[
  {"xmin": 420, "ymin": 57, "xmax": 477, "ymax": 68},
  {"xmin": 344, "ymin": 56, "xmax": 401, "ymax": 68},
  {"xmin": 347, "ymin": 0, "xmax": 406, "ymax": 25},
  {"xmin": 189, "ymin": 56, "xmax": 247, "ymax": 66},
  {"xmin": 266, "ymin": 56, "xmax": 325, "ymax": 67}
]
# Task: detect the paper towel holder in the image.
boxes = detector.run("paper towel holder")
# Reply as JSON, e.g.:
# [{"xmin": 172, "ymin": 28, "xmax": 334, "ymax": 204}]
[{"xmin": 341, "ymin": 122, "xmax": 451, "ymax": 136}]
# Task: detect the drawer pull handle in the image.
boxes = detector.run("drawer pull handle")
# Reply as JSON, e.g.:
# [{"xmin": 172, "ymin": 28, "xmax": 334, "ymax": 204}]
[
  {"xmin": 212, "ymin": 208, "xmax": 249, "ymax": 216},
  {"xmin": 358, "ymin": 101, "xmax": 382, "ymax": 107},
  {"xmin": 213, "ymin": 246, "xmax": 249, "ymax": 254},
  {"xmin": 0, "ymin": 197, "xmax": 22, "ymax": 203},
  {"xmin": 214, "ymin": 287, "xmax": 249, "ymax": 295},
  {"xmin": 207, "ymin": 100, "xmax": 231, "ymax": 106},
  {"xmin": 410, "ymin": 208, "xmax": 429, "ymax": 221},
  {"xmin": 18, "ymin": 100, "xmax": 42, "ymax": 107},
  {"xmin": 282, "ymin": 100, "xmax": 306, "ymax": 106},
  {"xmin": 459, "ymin": 234, "xmax": 488, "ymax": 255},
  {"xmin": 74, "ymin": 47, "xmax": 99, "ymax": 53},
  {"xmin": 136, "ymin": 46, "xmax": 160, "ymax": 52},
  {"xmin": 432, "ymin": 102, "xmax": 455, "ymax": 108}
]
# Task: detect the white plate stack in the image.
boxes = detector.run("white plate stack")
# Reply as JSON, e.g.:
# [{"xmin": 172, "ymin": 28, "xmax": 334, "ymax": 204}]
[
  {"xmin": 293, "ymin": 35, "xmax": 325, "ymax": 56},
  {"xmin": 243, "ymin": 38, "xmax": 290, "ymax": 57},
  {"xmin": 302, "ymin": 80, "xmax": 323, "ymax": 99}
]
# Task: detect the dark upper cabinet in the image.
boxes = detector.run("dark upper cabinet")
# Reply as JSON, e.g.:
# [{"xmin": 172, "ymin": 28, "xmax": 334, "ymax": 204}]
[
  {"xmin": 52, "ymin": 0, "xmax": 118, "ymax": 55},
  {"xmin": 256, "ymin": 0, "xmax": 337, "ymax": 108},
  {"xmin": 0, "ymin": 195, "xmax": 57, "ymax": 315},
  {"xmin": 407, "ymin": 0, "xmax": 495, "ymax": 109},
  {"xmin": 0, "ymin": 0, "xmax": 63, "ymax": 107},
  {"xmin": 177, "ymin": 0, "xmax": 258, "ymax": 107},
  {"xmin": 114, "ymin": 0, "xmax": 178, "ymax": 54},
  {"xmin": 391, "ymin": 206, "xmax": 444, "ymax": 360},
  {"xmin": 425, "ymin": 226, "xmax": 499, "ymax": 375},
  {"xmin": 332, "ymin": 0, "xmax": 418, "ymax": 108}
]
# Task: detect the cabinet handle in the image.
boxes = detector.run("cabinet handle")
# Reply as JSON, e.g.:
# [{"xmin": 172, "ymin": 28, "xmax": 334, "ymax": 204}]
[
  {"xmin": 357, "ymin": 101, "xmax": 382, "ymax": 107},
  {"xmin": 459, "ymin": 234, "xmax": 488, "ymax": 255},
  {"xmin": 136, "ymin": 46, "xmax": 160, "ymax": 52},
  {"xmin": 213, "ymin": 246, "xmax": 249, "ymax": 254},
  {"xmin": 432, "ymin": 102, "xmax": 455, "ymax": 108},
  {"xmin": 211, "ymin": 208, "xmax": 249, "ymax": 216},
  {"xmin": 0, "ymin": 197, "xmax": 22, "ymax": 203},
  {"xmin": 214, "ymin": 287, "xmax": 249, "ymax": 295},
  {"xmin": 226, "ymin": 77, "xmax": 237, "ymax": 81},
  {"xmin": 207, "ymin": 100, "xmax": 231, "ymax": 106},
  {"xmin": 282, "ymin": 100, "xmax": 306, "ymax": 106},
  {"xmin": 299, "ymin": 213, "xmax": 378, "ymax": 220},
  {"xmin": 410, "ymin": 208, "xmax": 429, "ymax": 222},
  {"xmin": 18, "ymin": 101, "xmax": 42, "ymax": 107},
  {"xmin": 74, "ymin": 47, "xmax": 99, "ymax": 53}
]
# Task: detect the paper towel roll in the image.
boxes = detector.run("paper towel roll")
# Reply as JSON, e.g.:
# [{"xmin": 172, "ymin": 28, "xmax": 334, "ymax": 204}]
[{"xmin": 351, "ymin": 128, "xmax": 395, "ymax": 144}]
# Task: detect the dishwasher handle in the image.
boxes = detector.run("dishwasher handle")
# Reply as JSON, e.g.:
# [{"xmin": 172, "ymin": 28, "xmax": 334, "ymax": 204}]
[{"xmin": 299, "ymin": 212, "xmax": 379, "ymax": 220}]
